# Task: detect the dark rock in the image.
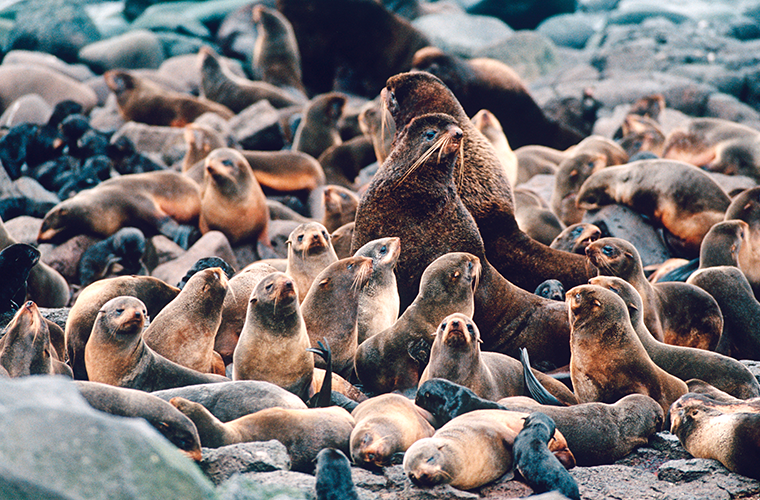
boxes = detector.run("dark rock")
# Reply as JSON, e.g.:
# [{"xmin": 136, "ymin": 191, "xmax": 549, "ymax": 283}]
[
  {"xmin": 657, "ymin": 458, "xmax": 730, "ymax": 483},
  {"xmin": 537, "ymin": 13, "xmax": 599, "ymax": 49},
  {"xmin": 466, "ymin": 0, "xmax": 576, "ymax": 31},
  {"xmin": 6, "ymin": 0, "xmax": 100, "ymax": 63},
  {"xmin": 200, "ymin": 441, "xmax": 291, "ymax": 486},
  {"xmin": 229, "ymin": 100, "xmax": 285, "ymax": 151}
]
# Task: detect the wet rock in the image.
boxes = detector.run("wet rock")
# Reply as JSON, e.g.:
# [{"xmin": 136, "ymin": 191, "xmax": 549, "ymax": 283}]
[
  {"xmin": 200, "ymin": 440, "xmax": 291, "ymax": 486},
  {"xmin": 229, "ymin": 100, "xmax": 285, "ymax": 152},
  {"xmin": 79, "ymin": 30, "xmax": 164, "ymax": 73},
  {"xmin": 412, "ymin": 12, "xmax": 513, "ymax": 58}
]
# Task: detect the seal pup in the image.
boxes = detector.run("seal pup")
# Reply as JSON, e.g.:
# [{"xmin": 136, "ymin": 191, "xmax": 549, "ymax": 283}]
[
  {"xmin": 170, "ymin": 397, "xmax": 354, "ymax": 473},
  {"xmin": 331, "ymin": 222, "xmax": 355, "ymax": 259},
  {"xmin": 315, "ymin": 448, "xmax": 359, "ymax": 500},
  {"xmin": 84, "ymin": 296, "xmax": 228, "ymax": 391},
  {"xmin": 350, "ymin": 393, "xmax": 434, "ymax": 469},
  {"xmin": 403, "ymin": 409, "xmax": 574, "ymax": 491},
  {"xmin": 586, "ymin": 237, "xmax": 722, "ymax": 350},
  {"xmin": 285, "ymin": 222, "xmax": 339, "ymax": 303},
  {"xmin": 251, "ymin": 4, "xmax": 306, "ymax": 96},
  {"xmin": 65, "ymin": 275, "xmax": 179, "ymax": 380},
  {"xmin": 292, "ymin": 92, "xmax": 347, "ymax": 160},
  {"xmin": 77, "ymin": 227, "xmax": 147, "ymax": 287},
  {"xmin": 724, "ymin": 187, "xmax": 760, "ymax": 299},
  {"xmin": 419, "ymin": 313, "xmax": 577, "ymax": 405},
  {"xmin": 566, "ymin": 284, "xmax": 688, "ymax": 415},
  {"xmin": 550, "ymin": 223, "xmax": 602, "ymax": 255},
  {"xmin": 590, "ymin": 275, "xmax": 760, "ymax": 399},
  {"xmin": 513, "ymin": 187, "xmax": 564, "ymax": 246},
  {"xmin": 535, "ymin": 279, "xmax": 565, "ymax": 301},
  {"xmin": 232, "ymin": 272, "xmax": 314, "ymax": 401},
  {"xmin": 198, "ymin": 148, "xmax": 270, "ymax": 247},
  {"xmin": 513, "ymin": 412, "xmax": 581, "ymax": 500},
  {"xmin": 0, "ymin": 243, "xmax": 40, "ymax": 318},
  {"xmin": 576, "ymin": 159, "xmax": 731, "ymax": 257},
  {"xmin": 353, "ymin": 237, "xmax": 401, "ymax": 344},
  {"xmin": 104, "ymin": 69, "xmax": 234, "ymax": 126},
  {"xmin": 301, "ymin": 255, "xmax": 373, "ymax": 378},
  {"xmin": 366, "ymin": 71, "xmax": 594, "ymax": 296},
  {"xmin": 470, "ymin": 109, "xmax": 518, "ymax": 187},
  {"xmin": 354, "ymin": 252, "xmax": 480, "ymax": 396},
  {"xmin": 321, "ymin": 185, "xmax": 359, "ymax": 233},
  {"xmin": 142, "ymin": 268, "xmax": 228, "ymax": 376}
]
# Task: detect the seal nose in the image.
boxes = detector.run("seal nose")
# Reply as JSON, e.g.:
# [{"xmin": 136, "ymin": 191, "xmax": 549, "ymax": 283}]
[
  {"xmin": 449, "ymin": 126, "xmax": 463, "ymax": 141},
  {"xmin": 450, "ymin": 318, "xmax": 461, "ymax": 329}
]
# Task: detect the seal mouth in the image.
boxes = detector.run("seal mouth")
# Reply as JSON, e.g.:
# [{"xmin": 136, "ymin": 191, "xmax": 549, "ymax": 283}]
[{"xmin": 442, "ymin": 325, "xmax": 468, "ymax": 348}]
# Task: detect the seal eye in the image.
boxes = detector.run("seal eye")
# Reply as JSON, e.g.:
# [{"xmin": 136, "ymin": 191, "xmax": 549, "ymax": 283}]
[
  {"xmin": 115, "ymin": 308, "xmax": 124, "ymax": 314},
  {"xmin": 265, "ymin": 283, "xmax": 273, "ymax": 292},
  {"xmin": 221, "ymin": 158, "xmax": 234, "ymax": 167},
  {"xmin": 424, "ymin": 129, "xmax": 437, "ymax": 141},
  {"xmin": 380, "ymin": 245, "xmax": 387, "ymax": 254},
  {"xmin": 322, "ymin": 231, "xmax": 328, "ymax": 238},
  {"xmin": 440, "ymin": 322, "xmax": 447, "ymax": 330},
  {"xmin": 297, "ymin": 235, "xmax": 304, "ymax": 242},
  {"xmin": 602, "ymin": 245, "xmax": 616, "ymax": 257},
  {"xmin": 452, "ymin": 271, "xmax": 461, "ymax": 279},
  {"xmin": 347, "ymin": 263, "xmax": 354, "ymax": 270},
  {"xmin": 467, "ymin": 324, "xmax": 474, "ymax": 334},
  {"xmin": 339, "ymin": 192, "xmax": 348, "ymax": 200}
]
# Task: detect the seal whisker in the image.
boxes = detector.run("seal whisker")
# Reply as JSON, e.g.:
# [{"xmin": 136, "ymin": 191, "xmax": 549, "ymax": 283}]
[{"xmin": 392, "ymin": 135, "xmax": 447, "ymax": 190}]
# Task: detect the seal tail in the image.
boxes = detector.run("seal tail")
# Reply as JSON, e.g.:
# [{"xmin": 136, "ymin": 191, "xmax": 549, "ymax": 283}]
[
  {"xmin": 520, "ymin": 347, "xmax": 564, "ymax": 407},
  {"xmin": 307, "ymin": 338, "xmax": 333, "ymax": 408}
]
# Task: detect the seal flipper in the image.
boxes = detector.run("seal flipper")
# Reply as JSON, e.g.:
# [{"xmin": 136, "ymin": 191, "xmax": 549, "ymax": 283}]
[
  {"xmin": 521, "ymin": 347, "xmax": 564, "ymax": 406},
  {"xmin": 307, "ymin": 339, "xmax": 333, "ymax": 408},
  {"xmin": 655, "ymin": 257, "xmax": 699, "ymax": 283}
]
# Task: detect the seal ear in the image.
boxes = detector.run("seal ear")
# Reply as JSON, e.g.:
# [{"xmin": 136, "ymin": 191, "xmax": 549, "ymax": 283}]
[{"xmin": 593, "ymin": 298, "xmax": 602, "ymax": 308}]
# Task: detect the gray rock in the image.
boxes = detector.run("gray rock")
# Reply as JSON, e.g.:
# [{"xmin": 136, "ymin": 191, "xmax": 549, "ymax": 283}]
[
  {"xmin": 400, "ymin": 483, "xmax": 479, "ymax": 499},
  {"xmin": 39, "ymin": 307, "xmax": 70, "ymax": 331},
  {"xmin": 706, "ymin": 171, "xmax": 757, "ymax": 197},
  {"xmin": 648, "ymin": 432, "xmax": 693, "ymax": 461},
  {"xmin": 0, "ymin": 376, "xmax": 216, "ymax": 500},
  {"xmin": 657, "ymin": 459, "xmax": 760, "ymax": 497},
  {"xmin": 200, "ymin": 441, "xmax": 291, "ymax": 486},
  {"xmin": 412, "ymin": 12, "xmax": 513, "ymax": 58},
  {"xmin": 78, "ymin": 29, "xmax": 165, "ymax": 72},
  {"xmin": 657, "ymin": 458, "xmax": 730, "ymax": 482},
  {"xmin": 742, "ymin": 359, "xmax": 760, "ymax": 384},
  {"xmin": 705, "ymin": 92, "xmax": 760, "ymax": 128},
  {"xmin": 151, "ymin": 230, "xmax": 239, "ymax": 287},
  {"xmin": 0, "ymin": 94, "xmax": 52, "ymax": 127},
  {"xmin": 229, "ymin": 100, "xmax": 284, "ymax": 151},
  {"xmin": 216, "ymin": 474, "xmax": 308, "ymax": 500},
  {"xmin": 11, "ymin": 177, "xmax": 59, "ymax": 205},
  {"xmin": 39, "ymin": 233, "xmax": 100, "ymax": 283},
  {"xmin": 537, "ymin": 13, "xmax": 600, "ymax": 49},
  {"xmin": 4, "ymin": 215, "xmax": 43, "ymax": 246},
  {"xmin": 111, "ymin": 121, "xmax": 186, "ymax": 165},
  {"xmin": 476, "ymin": 31, "xmax": 560, "ymax": 82},
  {"xmin": 84, "ymin": 1, "xmax": 130, "ymax": 39},
  {"xmin": 351, "ymin": 467, "xmax": 391, "ymax": 492},
  {"xmin": 156, "ymin": 32, "xmax": 212, "ymax": 59},
  {"xmin": 2, "ymin": 50, "xmax": 95, "ymax": 82}
]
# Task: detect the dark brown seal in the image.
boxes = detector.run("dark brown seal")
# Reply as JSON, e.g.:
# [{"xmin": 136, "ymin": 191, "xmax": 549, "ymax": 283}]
[
  {"xmin": 84, "ymin": 296, "xmax": 228, "ymax": 391},
  {"xmin": 419, "ymin": 313, "xmax": 577, "ymax": 404},
  {"xmin": 321, "ymin": 185, "xmax": 359, "ymax": 233},
  {"xmin": 566, "ymin": 284, "xmax": 688, "ymax": 415},
  {"xmin": 586, "ymin": 237, "xmax": 722, "ymax": 350},
  {"xmin": 292, "ymin": 92, "xmax": 347, "ymax": 160},
  {"xmin": 104, "ymin": 69, "xmax": 234, "ymax": 126},
  {"xmin": 725, "ymin": 187, "xmax": 760, "ymax": 299},
  {"xmin": 251, "ymin": 4, "xmax": 306, "ymax": 95}
]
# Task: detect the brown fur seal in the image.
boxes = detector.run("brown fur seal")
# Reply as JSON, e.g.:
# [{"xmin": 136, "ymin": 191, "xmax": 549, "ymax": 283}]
[
  {"xmin": 576, "ymin": 159, "xmax": 731, "ymax": 257},
  {"xmin": 181, "ymin": 123, "xmax": 227, "ymax": 174},
  {"xmin": 370, "ymin": 71, "xmax": 593, "ymax": 294},
  {"xmin": 243, "ymin": 149, "xmax": 326, "ymax": 195},
  {"xmin": 198, "ymin": 148, "xmax": 270, "ymax": 246},
  {"xmin": 586, "ymin": 237, "xmax": 722, "ymax": 350},
  {"xmin": 317, "ymin": 136, "xmax": 377, "ymax": 188},
  {"xmin": 670, "ymin": 391, "xmax": 760, "ymax": 480},
  {"xmin": 566, "ymin": 284, "xmax": 688, "ymax": 415},
  {"xmin": 38, "ymin": 170, "xmax": 201, "ymax": 247},
  {"xmin": 301, "ymin": 256, "xmax": 373, "ymax": 378},
  {"xmin": 350, "ymin": 393, "xmax": 434, "ymax": 468},
  {"xmin": 403, "ymin": 409, "xmax": 574, "ymax": 490},
  {"xmin": 84, "ymin": 296, "xmax": 228, "ymax": 391},
  {"xmin": 411, "ymin": 46, "xmax": 583, "ymax": 150},
  {"xmin": 285, "ymin": 221, "xmax": 339, "ymax": 302},
  {"xmin": 514, "ymin": 144, "xmax": 565, "ymax": 185},
  {"xmin": 0, "ymin": 301, "xmax": 71, "ymax": 377},
  {"xmin": 197, "ymin": 46, "xmax": 304, "ymax": 112},
  {"xmin": 331, "ymin": 222, "xmax": 355, "ymax": 259},
  {"xmin": 550, "ymin": 135, "xmax": 628, "ymax": 226},
  {"xmin": 251, "ymin": 4, "xmax": 306, "ymax": 95},
  {"xmin": 618, "ymin": 114, "xmax": 666, "ymax": 158},
  {"xmin": 550, "ymin": 223, "xmax": 602, "ymax": 255},
  {"xmin": 513, "ymin": 187, "xmax": 564, "ymax": 245},
  {"xmin": 358, "ymin": 98, "xmax": 393, "ymax": 165},
  {"xmin": 725, "ymin": 187, "xmax": 760, "ymax": 299},
  {"xmin": 65, "ymin": 275, "xmax": 179, "ymax": 380},
  {"xmin": 75, "ymin": 381, "xmax": 202, "ymax": 461},
  {"xmin": 170, "ymin": 397, "xmax": 354, "ymax": 472},
  {"xmin": 321, "ymin": 185, "xmax": 359, "ymax": 233},
  {"xmin": 354, "ymin": 252, "xmax": 480, "ymax": 397},
  {"xmin": 142, "ymin": 268, "xmax": 228, "ymax": 376},
  {"xmin": 353, "ymin": 237, "xmax": 401, "ymax": 344},
  {"xmin": 292, "ymin": 92, "xmax": 347, "ymax": 160},
  {"xmin": 351, "ymin": 111, "xmax": 575, "ymax": 369},
  {"xmin": 419, "ymin": 313, "xmax": 577, "ymax": 405},
  {"xmin": 590, "ymin": 275, "xmax": 760, "ymax": 399},
  {"xmin": 232, "ymin": 272, "xmax": 314, "ymax": 400},
  {"xmin": 104, "ymin": 69, "xmax": 234, "ymax": 126},
  {"xmin": 470, "ymin": 109, "xmax": 518, "ymax": 187},
  {"xmin": 687, "ymin": 266, "xmax": 760, "ymax": 360}
]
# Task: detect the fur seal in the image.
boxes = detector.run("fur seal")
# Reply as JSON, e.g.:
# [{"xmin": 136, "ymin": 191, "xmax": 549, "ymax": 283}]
[
  {"xmin": 142, "ymin": 268, "xmax": 228, "ymax": 375},
  {"xmin": 75, "ymin": 381, "xmax": 202, "ymax": 461},
  {"xmin": 350, "ymin": 393, "xmax": 435, "ymax": 468},
  {"xmin": 354, "ymin": 252, "xmax": 480, "ymax": 396},
  {"xmin": 317, "ymin": 135, "xmax": 377, "ymax": 188},
  {"xmin": 104, "ymin": 69, "xmax": 234, "ymax": 126},
  {"xmin": 550, "ymin": 135, "xmax": 628, "ymax": 226},
  {"xmin": 251, "ymin": 4, "xmax": 306, "ymax": 95},
  {"xmin": 566, "ymin": 284, "xmax": 688, "ymax": 415},
  {"xmin": 470, "ymin": 108, "xmax": 518, "ymax": 187},
  {"xmin": 77, "ymin": 227, "xmax": 147, "ymax": 287},
  {"xmin": 353, "ymin": 237, "xmax": 401, "ymax": 344},
  {"xmin": 170, "ymin": 397, "xmax": 354, "ymax": 472},
  {"xmin": 513, "ymin": 187, "xmax": 564, "ymax": 245},
  {"xmin": 687, "ymin": 266, "xmax": 760, "ymax": 360},
  {"xmin": 84, "ymin": 296, "xmax": 228, "ymax": 391},
  {"xmin": 199, "ymin": 148, "xmax": 270, "ymax": 246},
  {"xmin": 0, "ymin": 243, "xmax": 40, "ymax": 318},
  {"xmin": 670, "ymin": 391, "xmax": 760, "ymax": 480},
  {"xmin": 351, "ymin": 111, "xmax": 576, "ymax": 369},
  {"xmin": 65, "ymin": 275, "xmax": 179, "ymax": 380},
  {"xmin": 576, "ymin": 159, "xmax": 731, "ymax": 257},
  {"xmin": 197, "ymin": 46, "xmax": 304, "ymax": 112},
  {"xmin": 513, "ymin": 412, "xmax": 580, "ymax": 500},
  {"xmin": 535, "ymin": 279, "xmax": 565, "ymax": 301},
  {"xmin": 590, "ymin": 275, "xmax": 760, "ymax": 399},
  {"xmin": 331, "ymin": 222, "xmax": 355, "ymax": 259},
  {"xmin": 38, "ymin": 170, "xmax": 202, "ymax": 249},
  {"xmin": 419, "ymin": 313, "xmax": 577, "ymax": 404},
  {"xmin": 0, "ymin": 301, "xmax": 71, "ymax": 377},
  {"xmin": 301, "ymin": 255, "xmax": 373, "ymax": 378},
  {"xmin": 586, "ymin": 237, "xmax": 722, "ymax": 350},
  {"xmin": 321, "ymin": 185, "xmax": 359, "ymax": 233},
  {"xmin": 514, "ymin": 144, "xmax": 565, "ymax": 185},
  {"xmin": 724, "ymin": 187, "xmax": 760, "ymax": 299},
  {"xmin": 403, "ymin": 409, "xmax": 574, "ymax": 490},
  {"xmin": 232, "ymin": 272, "xmax": 314, "ymax": 401},
  {"xmin": 370, "ymin": 71, "xmax": 593, "ymax": 295},
  {"xmin": 410, "ymin": 47, "xmax": 582, "ymax": 150},
  {"xmin": 292, "ymin": 92, "xmax": 347, "ymax": 160},
  {"xmin": 285, "ymin": 221, "xmax": 339, "ymax": 302},
  {"xmin": 315, "ymin": 448, "xmax": 359, "ymax": 500}
]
